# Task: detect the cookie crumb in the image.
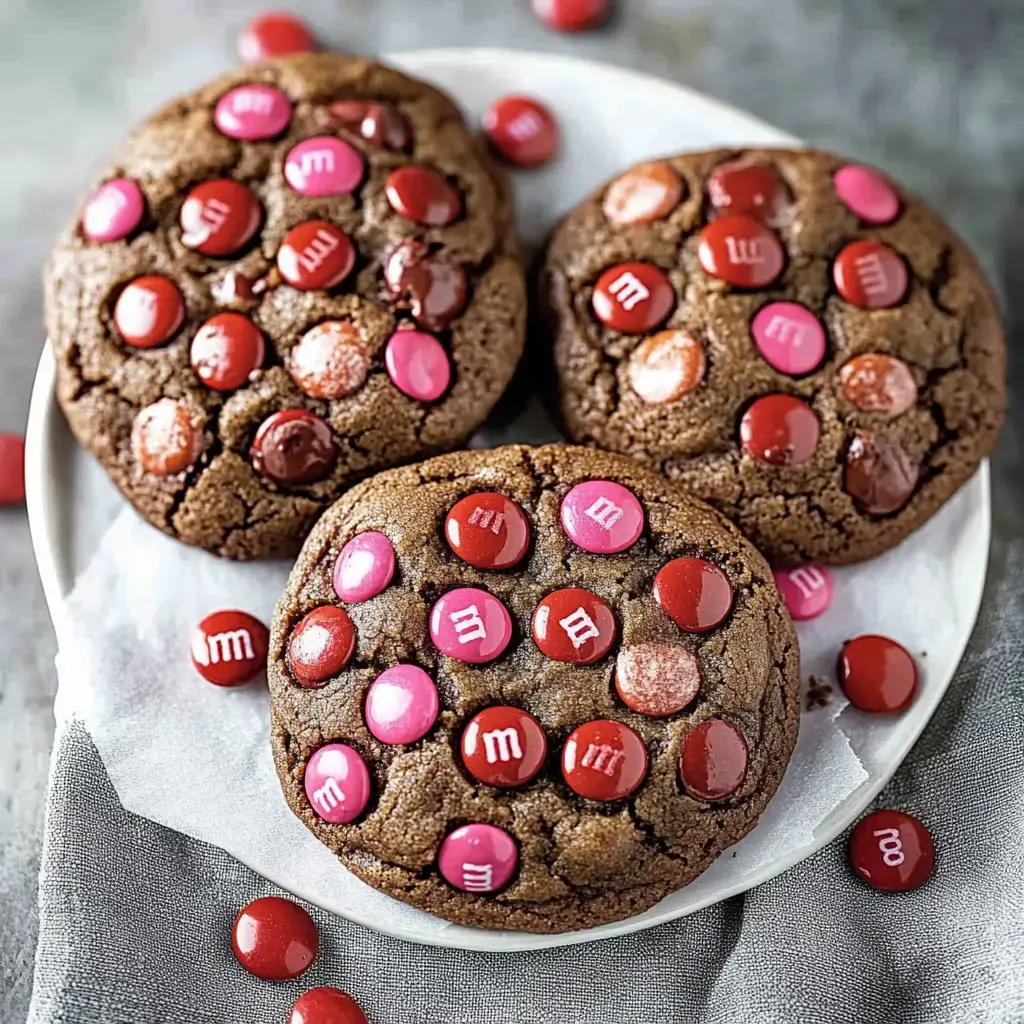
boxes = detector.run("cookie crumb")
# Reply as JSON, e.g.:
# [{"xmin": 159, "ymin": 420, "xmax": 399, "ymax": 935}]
[{"xmin": 806, "ymin": 676, "xmax": 833, "ymax": 710}]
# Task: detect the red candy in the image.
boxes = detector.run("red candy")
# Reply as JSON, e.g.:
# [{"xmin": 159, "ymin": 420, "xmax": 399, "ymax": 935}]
[
  {"xmin": 232, "ymin": 896, "xmax": 318, "ymax": 981},
  {"xmin": 532, "ymin": 588, "xmax": 616, "ymax": 664},
  {"xmin": 190, "ymin": 313, "xmax": 265, "ymax": 391},
  {"xmin": 461, "ymin": 706, "xmax": 548, "ymax": 788},
  {"xmin": 592, "ymin": 262, "xmax": 675, "ymax": 334},
  {"xmin": 615, "ymin": 641, "xmax": 700, "ymax": 717},
  {"xmin": 180, "ymin": 179, "xmax": 261, "ymax": 257},
  {"xmin": 849, "ymin": 809, "xmax": 935, "ymax": 892},
  {"xmin": 707, "ymin": 161, "xmax": 787, "ymax": 224},
  {"xmin": 482, "ymin": 95, "xmax": 559, "ymax": 168},
  {"xmin": 290, "ymin": 988, "xmax": 369, "ymax": 1024},
  {"xmin": 445, "ymin": 492, "xmax": 530, "ymax": 570},
  {"xmin": 238, "ymin": 12, "xmax": 316, "ymax": 63},
  {"xmin": 697, "ymin": 215, "xmax": 785, "ymax": 289},
  {"xmin": 289, "ymin": 606, "xmax": 355, "ymax": 687},
  {"xmin": 0, "ymin": 433, "xmax": 26, "ymax": 506},
  {"xmin": 739, "ymin": 394, "xmax": 820, "ymax": 466},
  {"xmin": 277, "ymin": 220, "xmax": 355, "ymax": 291},
  {"xmin": 114, "ymin": 275, "xmax": 185, "ymax": 349},
  {"xmin": 680, "ymin": 719, "xmax": 748, "ymax": 800},
  {"xmin": 386, "ymin": 166, "xmax": 462, "ymax": 226},
  {"xmin": 833, "ymin": 241, "xmax": 908, "ymax": 309},
  {"xmin": 562, "ymin": 720, "xmax": 648, "ymax": 801},
  {"xmin": 133, "ymin": 400, "xmax": 202, "ymax": 476},
  {"xmin": 191, "ymin": 610, "xmax": 269, "ymax": 686},
  {"xmin": 839, "ymin": 634, "xmax": 918, "ymax": 713},
  {"xmin": 532, "ymin": 0, "xmax": 609, "ymax": 31},
  {"xmin": 250, "ymin": 409, "xmax": 336, "ymax": 486},
  {"xmin": 653, "ymin": 557, "xmax": 733, "ymax": 633}
]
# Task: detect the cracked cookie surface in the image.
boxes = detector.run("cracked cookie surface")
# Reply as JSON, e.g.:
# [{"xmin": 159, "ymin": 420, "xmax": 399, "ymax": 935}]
[
  {"xmin": 45, "ymin": 52, "xmax": 525, "ymax": 559},
  {"xmin": 268, "ymin": 444, "xmax": 800, "ymax": 933},
  {"xmin": 538, "ymin": 148, "xmax": 1005, "ymax": 565}
]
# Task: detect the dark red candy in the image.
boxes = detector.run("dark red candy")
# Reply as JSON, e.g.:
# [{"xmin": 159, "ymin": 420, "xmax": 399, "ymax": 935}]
[
  {"xmin": 461, "ymin": 706, "xmax": 548, "ymax": 788},
  {"xmin": 562, "ymin": 720, "xmax": 648, "ymax": 801},
  {"xmin": 114, "ymin": 275, "xmax": 185, "ymax": 349},
  {"xmin": 833, "ymin": 240, "xmax": 908, "ymax": 309},
  {"xmin": 290, "ymin": 987, "xmax": 370, "ymax": 1024},
  {"xmin": 680, "ymin": 719, "xmax": 748, "ymax": 800},
  {"xmin": 325, "ymin": 99, "xmax": 411, "ymax": 151},
  {"xmin": 482, "ymin": 95, "xmax": 559, "ymax": 167},
  {"xmin": 0, "ymin": 433, "xmax": 26, "ymax": 506},
  {"xmin": 707, "ymin": 161, "xmax": 787, "ymax": 223},
  {"xmin": 289, "ymin": 605, "xmax": 356, "ymax": 687},
  {"xmin": 697, "ymin": 215, "xmax": 785, "ymax": 288},
  {"xmin": 277, "ymin": 221, "xmax": 355, "ymax": 291},
  {"xmin": 844, "ymin": 431, "xmax": 919, "ymax": 514},
  {"xmin": 190, "ymin": 313, "xmax": 265, "ymax": 391},
  {"xmin": 190, "ymin": 610, "xmax": 269, "ymax": 686},
  {"xmin": 180, "ymin": 179, "xmax": 262, "ymax": 257},
  {"xmin": 386, "ymin": 166, "xmax": 461, "ymax": 226},
  {"xmin": 532, "ymin": 588, "xmax": 616, "ymax": 664},
  {"xmin": 383, "ymin": 240, "xmax": 467, "ymax": 331},
  {"xmin": 232, "ymin": 896, "xmax": 318, "ymax": 981},
  {"xmin": 592, "ymin": 262, "xmax": 675, "ymax": 334},
  {"xmin": 250, "ymin": 410, "xmax": 336, "ymax": 486},
  {"xmin": 532, "ymin": 0, "xmax": 610, "ymax": 31},
  {"xmin": 740, "ymin": 394, "xmax": 820, "ymax": 466},
  {"xmin": 849, "ymin": 809, "xmax": 935, "ymax": 892},
  {"xmin": 445, "ymin": 492, "xmax": 530, "ymax": 570},
  {"xmin": 653, "ymin": 557, "xmax": 733, "ymax": 633},
  {"xmin": 839, "ymin": 634, "xmax": 918, "ymax": 713},
  {"xmin": 238, "ymin": 12, "xmax": 316, "ymax": 63}
]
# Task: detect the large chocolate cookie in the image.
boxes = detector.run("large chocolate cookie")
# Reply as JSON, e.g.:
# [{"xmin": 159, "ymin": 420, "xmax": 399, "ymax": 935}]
[
  {"xmin": 538, "ymin": 148, "xmax": 1005, "ymax": 565},
  {"xmin": 45, "ymin": 52, "xmax": 525, "ymax": 559},
  {"xmin": 268, "ymin": 444, "xmax": 799, "ymax": 933}
]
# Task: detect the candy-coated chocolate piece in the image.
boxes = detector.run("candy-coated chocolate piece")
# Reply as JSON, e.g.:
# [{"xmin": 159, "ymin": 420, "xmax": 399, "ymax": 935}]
[
  {"xmin": 386, "ymin": 166, "xmax": 461, "ymax": 226},
  {"xmin": 304, "ymin": 743, "xmax": 371, "ymax": 823},
  {"xmin": 592, "ymin": 262, "xmax": 675, "ymax": 334},
  {"xmin": 532, "ymin": 588, "xmax": 616, "ymax": 664},
  {"xmin": 289, "ymin": 321, "xmax": 370, "ymax": 400},
  {"xmin": 772, "ymin": 565, "xmax": 834, "ymax": 621},
  {"xmin": 603, "ymin": 161, "xmax": 684, "ymax": 226},
  {"xmin": 82, "ymin": 178, "xmax": 144, "ymax": 242},
  {"xmin": 698, "ymin": 215, "xmax": 785, "ymax": 288},
  {"xmin": 627, "ymin": 330, "xmax": 705, "ymax": 404},
  {"xmin": 132, "ymin": 399, "xmax": 202, "ymax": 476},
  {"xmin": 438, "ymin": 824, "xmax": 518, "ymax": 893},
  {"xmin": 559, "ymin": 479, "xmax": 644, "ymax": 554},
  {"xmin": 0, "ymin": 434, "xmax": 25, "ymax": 506},
  {"xmin": 250, "ymin": 410, "xmax": 336, "ymax": 486},
  {"xmin": 849, "ymin": 809, "xmax": 934, "ymax": 891},
  {"xmin": 384, "ymin": 330, "xmax": 451, "ymax": 401},
  {"xmin": 284, "ymin": 137, "xmax": 364, "ymax": 197},
  {"xmin": 751, "ymin": 302, "xmax": 826, "ymax": 376},
  {"xmin": 190, "ymin": 609, "xmax": 269, "ymax": 686},
  {"xmin": 532, "ymin": 0, "xmax": 610, "ymax": 31},
  {"xmin": 839, "ymin": 353, "xmax": 917, "ymax": 416},
  {"xmin": 562, "ymin": 719, "xmax": 648, "ymax": 801},
  {"xmin": 114, "ymin": 275, "xmax": 185, "ymax": 349},
  {"xmin": 333, "ymin": 531, "xmax": 395, "ymax": 603},
  {"xmin": 180, "ymin": 179, "xmax": 262, "ymax": 257},
  {"xmin": 482, "ymin": 95, "xmax": 559, "ymax": 167},
  {"xmin": 707, "ymin": 161, "xmax": 787, "ymax": 224},
  {"xmin": 364, "ymin": 664, "xmax": 438, "ymax": 745},
  {"xmin": 680, "ymin": 719, "xmax": 748, "ymax": 800},
  {"xmin": 325, "ymin": 99, "xmax": 410, "ymax": 151},
  {"xmin": 461, "ymin": 706, "xmax": 547, "ymax": 788},
  {"xmin": 277, "ymin": 221, "xmax": 355, "ymax": 291},
  {"xmin": 844, "ymin": 431, "xmax": 919, "ymax": 514},
  {"xmin": 833, "ymin": 240, "xmax": 907, "ymax": 309},
  {"xmin": 615, "ymin": 641, "xmax": 700, "ymax": 716},
  {"xmin": 214, "ymin": 84, "xmax": 292, "ymax": 140},
  {"xmin": 429, "ymin": 587, "xmax": 513, "ymax": 664},
  {"xmin": 653, "ymin": 557, "xmax": 733, "ymax": 633},
  {"xmin": 838, "ymin": 634, "xmax": 918, "ymax": 713},
  {"xmin": 232, "ymin": 896, "xmax": 318, "ymax": 981},
  {"xmin": 739, "ymin": 394, "xmax": 820, "ymax": 466},
  {"xmin": 383, "ymin": 241, "xmax": 467, "ymax": 331},
  {"xmin": 238, "ymin": 11, "xmax": 316, "ymax": 63},
  {"xmin": 290, "ymin": 988, "xmax": 369, "ymax": 1024},
  {"xmin": 444, "ymin": 492, "xmax": 530, "ymax": 570},
  {"xmin": 833, "ymin": 165, "xmax": 900, "ymax": 225},
  {"xmin": 190, "ymin": 313, "xmax": 265, "ymax": 392},
  {"xmin": 289, "ymin": 606, "xmax": 355, "ymax": 687}
]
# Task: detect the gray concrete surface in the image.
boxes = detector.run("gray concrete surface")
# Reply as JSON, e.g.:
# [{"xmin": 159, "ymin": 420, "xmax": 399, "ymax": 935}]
[{"xmin": 1, "ymin": 1, "xmax": 1022, "ymax": 1020}]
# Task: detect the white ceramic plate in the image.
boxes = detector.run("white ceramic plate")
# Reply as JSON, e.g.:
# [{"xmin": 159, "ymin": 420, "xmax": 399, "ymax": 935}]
[{"xmin": 26, "ymin": 49, "xmax": 989, "ymax": 950}]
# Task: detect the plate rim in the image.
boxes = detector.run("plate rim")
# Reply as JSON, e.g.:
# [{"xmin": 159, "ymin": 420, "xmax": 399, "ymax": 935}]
[{"xmin": 25, "ymin": 45, "xmax": 991, "ymax": 953}]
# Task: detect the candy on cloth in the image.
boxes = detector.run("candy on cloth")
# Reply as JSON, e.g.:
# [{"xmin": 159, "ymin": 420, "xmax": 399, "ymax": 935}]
[
  {"xmin": 289, "ymin": 988, "xmax": 369, "ymax": 1024},
  {"xmin": 190, "ymin": 610, "xmax": 269, "ymax": 686},
  {"xmin": 740, "ymin": 394, "xmax": 820, "ymax": 466},
  {"xmin": 680, "ymin": 719, "xmax": 749, "ymax": 800},
  {"xmin": 214, "ymin": 85, "xmax": 292, "ymax": 140},
  {"xmin": 839, "ymin": 634, "xmax": 918, "ymax": 713},
  {"xmin": 560, "ymin": 479, "xmax": 644, "ymax": 554},
  {"xmin": 81, "ymin": 178, "xmax": 144, "ymax": 241},
  {"xmin": 304, "ymin": 743, "xmax": 371, "ymax": 824},
  {"xmin": 532, "ymin": 0, "xmax": 610, "ymax": 31},
  {"xmin": 333, "ymin": 532, "xmax": 395, "ymax": 603},
  {"xmin": 592, "ymin": 262, "xmax": 675, "ymax": 334},
  {"xmin": 429, "ymin": 587, "xmax": 513, "ymax": 664},
  {"xmin": 444, "ymin": 492, "xmax": 531, "ymax": 570},
  {"xmin": 562, "ymin": 719, "xmax": 648, "ymax": 800},
  {"xmin": 461, "ymin": 706, "xmax": 547, "ymax": 788},
  {"xmin": 653, "ymin": 557, "xmax": 733, "ymax": 633},
  {"xmin": 0, "ymin": 434, "xmax": 25, "ymax": 506},
  {"xmin": 288, "ymin": 606, "xmax": 355, "ymax": 687},
  {"xmin": 482, "ymin": 95, "xmax": 559, "ymax": 167},
  {"xmin": 231, "ymin": 896, "xmax": 318, "ymax": 981},
  {"xmin": 437, "ymin": 824, "xmax": 518, "ymax": 893},
  {"xmin": 250, "ymin": 410, "xmax": 336, "ymax": 486},
  {"xmin": 114, "ymin": 275, "xmax": 184, "ymax": 349},
  {"xmin": 190, "ymin": 313, "xmax": 265, "ymax": 392},
  {"xmin": 849, "ymin": 809, "xmax": 934, "ymax": 891},
  {"xmin": 364, "ymin": 665, "xmax": 439, "ymax": 745}
]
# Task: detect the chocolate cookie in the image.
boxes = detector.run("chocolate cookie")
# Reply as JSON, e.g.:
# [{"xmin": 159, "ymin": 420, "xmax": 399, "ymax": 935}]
[
  {"xmin": 268, "ymin": 444, "xmax": 799, "ymax": 933},
  {"xmin": 538, "ymin": 148, "xmax": 1005, "ymax": 564},
  {"xmin": 45, "ymin": 52, "xmax": 525, "ymax": 559}
]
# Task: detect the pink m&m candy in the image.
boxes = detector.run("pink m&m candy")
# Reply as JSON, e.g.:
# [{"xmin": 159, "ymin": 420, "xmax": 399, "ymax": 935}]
[
  {"xmin": 773, "ymin": 565, "xmax": 834, "ymax": 621},
  {"xmin": 333, "ymin": 531, "xmax": 395, "ymax": 603},
  {"xmin": 82, "ymin": 178, "xmax": 144, "ymax": 242},
  {"xmin": 364, "ymin": 665, "xmax": 439, "ymax": 745},
  {"xmin": 385, "ymin": 330, "xmax": 451, "ymax": 401},
  {"xmin": 751, "ymin": 302, "xmax": 826, "ymax": 376},
  {"xmin": 560, "ymin": 480, "xmax": 644, "ymax": 554},
  {"xmin": 429, "ymin": 587, "xmax": 512, "ymax": 664},
  {"xmin": 284, "ymin": 137, "xmax": 364, "ymax": 197},
  {"xmin": 833, "ymin": 164, "xmax": 900, "ymax": 225},
  {"xmin": 438, "ymin": 824, "xmax": 518, "ymax": 894},
  {"xmin": 304, "ymin": 744, "xmax": 371, "ymax": 824},
  {"xmin": 214, "ymin": 85, "xmax": 292, "ymax": 141}
]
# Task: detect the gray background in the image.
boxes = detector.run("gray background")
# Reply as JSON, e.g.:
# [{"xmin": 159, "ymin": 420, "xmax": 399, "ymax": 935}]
[{"xmin": 1, "ymin": 0, "xmax": 1022, "ymax": 1020}]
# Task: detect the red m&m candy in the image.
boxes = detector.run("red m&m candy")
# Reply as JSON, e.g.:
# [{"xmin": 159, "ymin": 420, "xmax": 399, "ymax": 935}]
[
  {"xmin": 288, "ymin": 606, "xmax": 355, "ymax": 687},
  {"xmin": 653, "ymin": 557, "xmax": 733, "ymax": 633},
  {"xmin": 289, "ymin": 321, "xmax": 370, "ymax": 400},
  {"xmin": 707, "ymin": 161, "xmax": 787, "ymax": 224},
  {"xmin": 680, "ymin": 719, "xmax": 748, "ymax": 800},
  {"xmin": 482, "ymin": 95, "xmax": 559, "ymax": 168},
  {"xmin": 592, "ymin": 262, "xmax": 675, "ymax": 334},
  {"xmin": 615, "ymin": 641, "xmax": 700, "ymax": 717},
  {"xmin": 532, "ymin": 588, "xmax": 616, "ymax": 664},
  {"xmin": 603, "ymin": 161, "xmax": 684, "ymax": 226},
  {"xmin": 0, "ymin": 434, "xmax": 26, "ymax": 506},
  {"xmin": 386, "ymin": 166, "xmax": 462, "ymax": 226},
  {"xmin": 445, "ymin": 492, "xmax": 530, "ymax": 570},
  {"xmin": 250, "ymin": 410, "xmax": 336, "ymax": 487},
  {"xmin": 698, "ymin": 215, "xmax": 784, "ymax": 289},
  {"xmin": 290, "ymin": 988, "xmax": 369, "ymax": 1024},
  {"xmin": 739, "ymin": 394, "xmax": 820, "ymax": 466},
  {"xmin": 833, "ymin": 241, "xmax": 907, "ymax": 309},
  {"xmin": 238, "ymin": 12, "xmax": 316, "ymax": 63},
  {"xmin": 277, "ymin": 221, "xmax": 355, "ymax": 291},
  {"xmin": 232, "ymin": 896, "xmax": 318, "ymax": 981},
  {"xmin": 838, "ymin": 634, "xmax": 918, "ymax": 713},
  {"xmin": 532, "ymin": 0, "xmax": 610, "ymax": 32},
  {"xmin": 461, "ymin": 706, "xmax": 547, "ymax": 788},
  {"xmin": 180, "ymin": 179, "xmax": 262, "ymax": 257},
  {"xmin": 839, "ymin": 353, "xmax": 917, "ymax": 417},
  {"xmin": 190, "ymin": 609, "xmax": 269, "ymax": 686},
  {"xmin": 114, "ymin": 275, "xmax": 185, "ymax": 349},
  {"xmin": 562, "ymin": 720, "xmax": 648, "ymax": 801},
  {"xmin": 190, "ymin": 313, "xmax": 265, "ymax": 391},
  {"xmin": 132, "ymin": 399, "xmax": 202, "ymax": 477},
  {"xmin": 849, "ymin": 809, "xmax": 934, "ymax": 891}
]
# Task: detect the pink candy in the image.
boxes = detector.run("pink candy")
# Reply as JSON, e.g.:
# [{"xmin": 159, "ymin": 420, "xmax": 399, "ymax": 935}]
[
  {"xmin": 385, "ymin": 330, "xmax": 451, "ymax": 402},
  {"xmin": 773, "ymin": 565, "xmax": 835, "ymax": 621},
  {"xmin": 304, "ymin": 744, "xmax": 371, "ymax": 824},
  {"xmin": 214, "ymin": 84, "xmax": 292, "ymax": 140},
  {"xmin": 82, "ymin": 178, "xmax": 144, "ymax": 242},
  {"xmin": 833, "ymin": 165, "xmax": 900, "ymax": 225},
  {"xmin": 429, "ymin": 587, "xmax": 512, "ymax": 664},
  {"xmin": 437, "ymin": 824, "xmax": 518, "ymax": 894},
  {"xmin": 364, "ymin": 665, "xmax": 439, "ymax": 745},
  {"xmin": 284, "ymin": 137, "xmax": 364, "ymax": 197},
  {"xmin": 560, "ymin": 480, "xmax": 644, "ymax": 554},
  {"xmin": 333, "ymin": 532, "xmax": 395, "ymax": 603},
  {"xmin": 751, "ymin": 302, "xmax": 826, "ymax": 376}
]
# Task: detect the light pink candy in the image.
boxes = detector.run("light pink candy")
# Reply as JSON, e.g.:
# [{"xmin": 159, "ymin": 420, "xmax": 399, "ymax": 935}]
[
  {"xmin": 333, "ymin": 531, "xmax": 395, "ymax": 603},
  {"xmin": 284, "ymin": 137, "xmax": 364, "ymax": 197},
  {"xmin": 82, "ymin": 178, "xmax": 144, "ymax": 242},
  {"xmin": 560, "ymin": 480, "xmax": 644, "ymax": 554},
  {"xmin": 773, "ymin": 565, "xmax": 835, "ymax": 621},
  {"xmin": 437, "ymin": 824, "xmax": 518, "ymax": 894},
  {"xmin": 751, "ymin": 302, "xmax": 826, "ymax": 376},
  {"xmin": 214, "ymin": 84, "xmax": 292, "ymax": 140},
  {"xmin": 385, "ymin": 330, "xmax": 451, "ymax": 402},
  {"xmin": 304, "ymin": 743, "xmax": 371, "ymax": 824},
  {"xmin": 429, "ymin": 587, "xmax": 512, "ymax": 664},
  {"xmin": 364, "ymin": 665, "xmax": 439, "ymax": 745},
  {"xmin": 833, "ymin": 165, "xmax": 900, "ymax": 225}
]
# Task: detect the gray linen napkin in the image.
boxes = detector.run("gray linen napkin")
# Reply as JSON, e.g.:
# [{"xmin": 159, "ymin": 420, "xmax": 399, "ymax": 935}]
[{"xmin": 25, "ymin": 538, "xmax": 1024, "ymax": 1024}]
